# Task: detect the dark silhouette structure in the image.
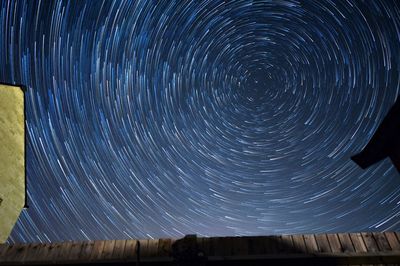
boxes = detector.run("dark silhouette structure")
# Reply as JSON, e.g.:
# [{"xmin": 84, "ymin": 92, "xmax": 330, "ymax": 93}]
[{"xmin": 352, "ymin": 97, "xmax": 400, "ymax": 172}]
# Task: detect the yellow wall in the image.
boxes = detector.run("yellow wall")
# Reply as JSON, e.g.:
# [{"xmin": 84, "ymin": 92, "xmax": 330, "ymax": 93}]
[{"xmin": 0, "ymin": 84, "xmax": 25, "ymax": 243}]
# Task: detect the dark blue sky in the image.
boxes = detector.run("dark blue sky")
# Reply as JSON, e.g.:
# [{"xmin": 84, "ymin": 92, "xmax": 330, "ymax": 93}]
[{"xmin": 1, "ymin": 0, "xmax": 400, "ymax": 243}]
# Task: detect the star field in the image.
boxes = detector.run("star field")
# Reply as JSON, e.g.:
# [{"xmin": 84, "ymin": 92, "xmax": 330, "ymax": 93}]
[{"xmin": 1, "ymin": 0, "xmax": 400, "ymax": 243}]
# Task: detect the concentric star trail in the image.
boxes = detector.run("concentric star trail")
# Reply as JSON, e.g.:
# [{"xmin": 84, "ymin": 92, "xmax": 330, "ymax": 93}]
[{"xmin": 1, "ymin": 0, "xmax": 400, "ymax": 243}]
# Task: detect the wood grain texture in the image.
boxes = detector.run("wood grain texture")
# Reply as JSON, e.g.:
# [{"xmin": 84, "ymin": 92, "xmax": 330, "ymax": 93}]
[
  {"xmin": 274, "ymin": 236, "xmax": 285, "ymax": 253},
  {"xmin": 101, "ymin": 239, "xmax": 115, "ymax": 260},
  {"xmin": 112, "ymin": 240, "xmax": 126, "ymax": 259},
  {"xmin": 56, "ymin": 241, "xmax": 73, "ymax": 262},
  {"xmin": 326, "ymin": 234, "xmax": 342, "ymax": 253},
  {"xmin": 373, "ymin": 232, "xmax": 391, "ymax": 251},
  {"xmin": 78, "ymin": 240, "xmax": 94, "ymax": 260},
  {"xmin": 315, "ymin": 234, "xmax": 331, "ymax": 253},
  {"xmin": 123, "ymin": 240, "xmax": 137, "ymax": 261},
  {"xmin": 47, "ymin": 242, "xmax": 63, "ymax": 262},
  {"xmin": 89, "ymin": 240, "xmax": 105, "ymax": 261},
  {"xmin": 280, "ymin": 235, "xmax": 294, "ymax": 253},
  {"xmin": 3, "ymin": 244, "xmax": 25, "ymax": 262},
  {"xmin": 0, "ymin": 245, "xmax": 13, "ymax": 263},
  {"xmin": 68, "ymin": 241, "xmax": 83, "ymax": 260},
  {"xmin": 0, "ymin": 232, "xmax": 399, "ymax": 264},
  {"xmin": 291, "ymin": 235, "xmax": 307, "ymax": 253},
  {"xmin": 158, "ymin": 238, "xmax": 171, "ymax": 257},
  {"xmin": 147, "ymin": 239, "xmax": 159, "ymax": 257},
  {"xmin": 349, "ymin": 233, "xmax": 367, "ymax": 252},
  {"xmin": 361, "ymin": 232, "xmax": 379, "ymax": 252},
  {"xmin": 338, "ymin": 233, "xmax": 355, "ymax": 253},
  {"xmin": 22, "ymin": 243, "xmax": 41, "ymax": 263},
  {"xmin": 385, "ymin": 232, "xmax": 400, "ymax": 250},
  {"xmin": 303, "ymin": 234, "xmax": 318, "ymax": 253},
  {"xmin": 34, "ymin": 243, "xmax": 53, "ymax": 263}
]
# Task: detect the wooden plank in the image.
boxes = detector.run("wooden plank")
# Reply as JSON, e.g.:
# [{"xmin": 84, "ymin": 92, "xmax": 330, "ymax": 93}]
[
  {"xmin": 326, "ymin": 234, "xmax": 342, "ymax": 253},
  {"xmin": 101, "ymin": 240, "xmax": 116, "ymax": 260},
  {"xmin": 291, "ymin": 235, "xmax": 307, "ymax": 253},
  {"xmin": 47, "ymin": 242, "xmax": 63, "ymax": 263},
  {"xmin": 0, "ymin": 244, "xmax": 7, "ymax": 254},
  {"xmin": 314, "ymin": 234, "xmax": 331, "ymax": 253},
  {"xmin": 147, "ymin": 239, "xmax": 158, "ymax": 257},
  {"xmin": 18, "ymin": 243, "xmax": 33, "ymax": 262},
  {"xmin": 17, "ymin": 243, "xmax": 31, "ymax": 263},
  {"xmin": 200, "ymin": 237, "xmax": 211, "ymax": 257},
  {"xmin": 78, "ymin": 240, "xmax": 94, "ymax": 261},
  {"xmin": 0, "ymin": 244, "xmax": 8, "ymax": 263},
  {"xmin": 205, "ymin": 237, "xmax": 215, "ymax": 256},
  {"xmin": 280, "ymin": 235, "xmax": 294, "ymax": 253},
  {"xmin": 196, "ymin": 237, "xmax": 203, "ymax": 256},
  {"xmin": 263, "ymin": 236, "xmax": 279, "ymax": 254},
  {"xmin": 170, "ymin": 239, "xmax": 177, "ymax": 255},
  {"xmin": 68, "ymin": 241, "xmax": 83, "ymax": 260},
  {"xmin": 361, "ymin": 232, "xmax": 379, "ymax": 252},
  {"xmin": 209, "ymin": 237, "xmax": 218, "ymax": 256},
  {"xmin": 247, "ymin": 236, "xmax": 265, "ymax": 255},
  {"xmin": 111, "ymin": 240, "xmax": 126, "ymax": 259},
  {"xmin": 33, "ymin": 243, "xmax": 50, "ymax": 262},
  {"xmin": 230, "ymin": 237, "xmax": 248, "ymax": 256},
  {"xmin": 273, "ymin": 236, "xmax": 287, "ymax": 253},
  {"xmin": 196, "ymin": 237, "xmax": 207, "ymax": 259},
  {"xmin": 349, "ymin": 233, "xmax": 367, "ymax": 252},
  {"xmin": 1, "ymin": 245, "xmax": 13, "ymax": 262},
  {"xmin": 338, "ymin": 233, "xmax": 355, "ymax": 252},
  {"xmin": 395, "ymin": 232, "xmax": 400, "ymax": 244},
  {"xmin": 123, "ymin": 240, "xmax": 137, "ymax": 261},
  {"xmin": 89, "ymin": 240, "xmax": 106, "ymax": 261},
  {"xmin": 138, "ymin": 239, "xmax": 149, "ymax": 257},
  {"xmin": 384, "ymin": 232, "xmax": 400, "ymax": 251},
  {"xmin": 213, "ymin": 237, "xmax": 229, "ymax": 256},
  {"xmin": 158, "ymin": 238, "xmax": 171, "ymax": 257},
  {"xmin": 22, "ymin": 242, "xmax": 41, "ymax": 263},
  {"xmin": 213, "ymin": 237, "xmax": 223, "ymax": 256},
  {"xmin": 55, "ymin": 241, "xmax": 73, "ymax": 263},
  {"xmin": 353, "ymin": 234, "xmax": 373, "ymax": 266},
  {"xmin": 38, "ymin": 243, "xmax": 56, "ymax": 262},
  {"xmin": 4, "ymin": 243, "xmax": 26, "ymax": 262},
  {"xmin": 303, "ymin": 234, "xmax": 318, "ymax": 253},
  {"xmin": 372, "ymin": 232, "xmax": 391, "ymax": 251},
  {"xmin": 2, "ymin": 244, "xmax": 17, "ymax": 262},
  {"xmin": 226, "ymin": 237, "xmax": 237, "ymax": 256}
]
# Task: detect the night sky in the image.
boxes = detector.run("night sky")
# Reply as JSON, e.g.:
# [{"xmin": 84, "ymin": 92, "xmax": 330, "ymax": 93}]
[{"xmin": 1, "ymin": 0, "xmax": 400, "ymax": 243}]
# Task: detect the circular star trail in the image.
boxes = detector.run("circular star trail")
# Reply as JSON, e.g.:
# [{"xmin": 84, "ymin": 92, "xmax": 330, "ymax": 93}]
[{"xmin": 1, "ymin": 0, "xmax": 400, "ymax": 243}]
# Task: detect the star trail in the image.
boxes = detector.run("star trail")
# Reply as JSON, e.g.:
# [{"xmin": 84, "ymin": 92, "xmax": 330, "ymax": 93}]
[{"xmin": 1, "ymin": 0, "xmax": 400, "ymax": 243}]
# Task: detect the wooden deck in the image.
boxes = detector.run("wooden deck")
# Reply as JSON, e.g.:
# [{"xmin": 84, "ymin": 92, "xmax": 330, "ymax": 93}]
[{"xmin": 0, "ymin": 232, "xmax": 399, "ymax": 265}]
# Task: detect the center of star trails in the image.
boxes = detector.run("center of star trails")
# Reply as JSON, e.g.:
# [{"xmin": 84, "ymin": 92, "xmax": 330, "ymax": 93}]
[{"xmin": 238, "ymin": 68, "xmax": 277, "ymax": 108}]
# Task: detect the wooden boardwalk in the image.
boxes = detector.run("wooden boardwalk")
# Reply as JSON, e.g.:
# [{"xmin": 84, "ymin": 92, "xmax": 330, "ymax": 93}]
[{"xmin": 0, "ymin": 232, "xmax": 399, "ymax": 265}]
